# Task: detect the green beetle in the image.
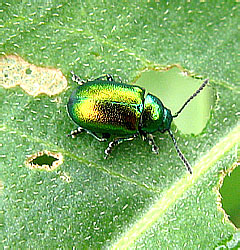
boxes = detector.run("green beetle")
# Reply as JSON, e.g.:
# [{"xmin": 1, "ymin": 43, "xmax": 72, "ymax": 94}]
[{"xmin": 67, "ymin": 72, "xmax": 208, "ymax": 174}]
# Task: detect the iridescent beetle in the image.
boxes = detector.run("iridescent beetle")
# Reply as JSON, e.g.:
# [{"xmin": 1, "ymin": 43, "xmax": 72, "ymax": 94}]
[{"xmin": 67, "ymin": 71, "xmax": 208, "ymax": 174}]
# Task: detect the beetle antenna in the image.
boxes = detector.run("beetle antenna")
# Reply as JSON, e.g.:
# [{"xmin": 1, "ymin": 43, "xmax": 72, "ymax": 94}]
[
  {"xmin": 168, "ymin": 130, "xmax": 192, "ymax": 174},
  {"xmin": 173, "ymin": 79, "xmax": 209, "ymax": 118}
]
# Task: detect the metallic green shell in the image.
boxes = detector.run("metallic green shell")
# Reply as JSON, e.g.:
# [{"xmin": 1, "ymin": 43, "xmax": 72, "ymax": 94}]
[
  {"xmin": 140, "ymin": 94, "xmax": 172, "ymax": 133},
  {"xmin": 67, "ymin": 80, "xmax": 145, "ymax": 135}
]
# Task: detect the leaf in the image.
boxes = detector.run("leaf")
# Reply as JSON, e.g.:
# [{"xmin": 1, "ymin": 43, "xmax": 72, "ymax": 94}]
[{"xmin": 0, "ymin": 1, "xmax": 239, "ymax": 248}]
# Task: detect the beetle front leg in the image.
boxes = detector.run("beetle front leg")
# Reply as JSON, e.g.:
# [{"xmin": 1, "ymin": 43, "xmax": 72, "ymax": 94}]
[
  {"xmin": 104, "ymin": 135, "xmax": 138, "ymax": 159},
  {"xmin": 147, "ymin": 134, "xmax": 159, "ymax": 154},
  {"xmin": 140, "ymin": 131, "xmax": 159, "ymax": 154}
]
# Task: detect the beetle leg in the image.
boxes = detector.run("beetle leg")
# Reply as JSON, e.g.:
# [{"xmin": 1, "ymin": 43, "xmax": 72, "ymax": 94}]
[
  {"xmin": 141, "ymin": 132, "xmax": 147, "ymax": 141},
  {"xmin": 140, "ymin": 131, "xmax": 159, "ymax": 154},
  {"xmin": 106, "ymin": 74, "xmax": 114, "ymax": 81},
  {"xmin": 67, "ymin": 128, "xmax": 110, "ymax": 142},
  {"xmin": 67, "ymin": 127, "xmax": 85, "ymax": 138},
  {"xmin": 147, "ymin": 134, "xmax": 159, "ymax": 154},
  {"xmin": 102, "ymin": 133, "xmax": 111, "ymax": 139},
  {"xmin": 86, "ymin": 131, "xmax": 108, "ymax": 142},
  {"xmin": 104, "ymin": 135, "xmax": 138, "ymax": 159},
  {"xmin": 95, "ymin": 74, "xmax": 114, "ymax": 82},
  {"xmin": 70, "ymin": 71, "xmax": 86, "ymax": 85}
]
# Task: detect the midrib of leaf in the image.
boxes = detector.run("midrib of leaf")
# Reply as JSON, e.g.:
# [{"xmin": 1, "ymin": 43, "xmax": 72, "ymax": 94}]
[{"xmin": 112, "ymin": 123, "xmax": 240, "ymax": 249}]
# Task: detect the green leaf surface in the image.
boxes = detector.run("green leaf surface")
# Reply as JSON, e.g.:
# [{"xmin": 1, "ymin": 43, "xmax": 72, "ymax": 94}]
[{"xmin": 0, "ymin": 1, "xmax": 239, "ymax": 248}]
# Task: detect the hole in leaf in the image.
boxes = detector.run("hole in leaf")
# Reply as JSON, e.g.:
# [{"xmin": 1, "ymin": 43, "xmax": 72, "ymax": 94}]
[
  {"xmin": 219, "ymin": 162, "xmax": 240, "ymax": 228},
  {"xmin": 0, "ymin": 55, "xmax": 67, "ymax": 96},
  {"xmin": 32, "ymin": 154, "xmax": 57, "ymax": 166},
  {"xmin": 25, "ymin": 151, "xmax": 63, "ymax": 171},
  {"xmin": 135, "ymin": 66, "xmax": 215, "ymax": 134},
  {"xmin": 25, "ymin": 68, "xmax": 32, "ymax": 74}
]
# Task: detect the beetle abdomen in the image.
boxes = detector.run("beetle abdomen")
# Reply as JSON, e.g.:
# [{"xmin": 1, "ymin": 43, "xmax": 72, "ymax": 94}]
[{"xmin": 67, "ymin": 80, "xmax": 145, "ymax": 135}]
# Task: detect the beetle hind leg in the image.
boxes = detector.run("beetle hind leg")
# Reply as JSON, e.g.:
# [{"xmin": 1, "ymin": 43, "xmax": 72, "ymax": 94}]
[
  {"xmin": 104, "ymin": 135, "xmax": 138, "ymax": 159},
  {"xmin": 67, "ymin": 128, "xmax": 110, "ymax": 143},
  {"xmin": 67, "ymin": 127, "xmax": 85, "ymax": 138},
  {"xmin": 70, "ymin": 71, "xmax": 86, "ymax": 85},
  {"xmin": 95, "ymin": 74, "xmax": 114, "ymax": 81},
  {"xmin": 86, "ymin": 131, "xmax": 110, "ymax": 142}
]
